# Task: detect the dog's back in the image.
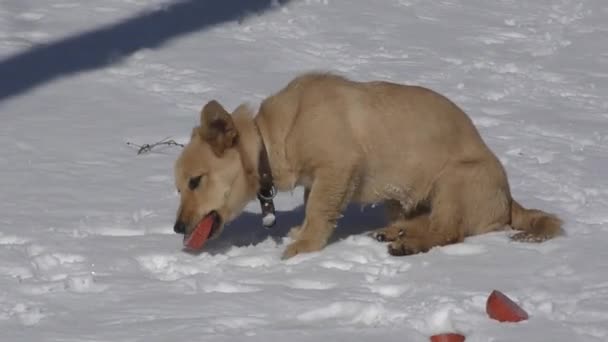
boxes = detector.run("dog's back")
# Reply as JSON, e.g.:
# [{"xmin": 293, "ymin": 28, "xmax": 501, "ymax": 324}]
[{"xmin": 259, "ymin": 73, "xmax": 501, "ymax": 202}]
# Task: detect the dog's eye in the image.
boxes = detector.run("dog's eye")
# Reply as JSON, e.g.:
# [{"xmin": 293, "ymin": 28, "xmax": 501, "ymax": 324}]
[{"xmin": 188, "ymin": 175, "xmax": 203, "ymax": 190}]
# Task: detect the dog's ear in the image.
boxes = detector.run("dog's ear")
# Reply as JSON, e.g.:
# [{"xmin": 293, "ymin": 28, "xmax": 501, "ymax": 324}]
[{"xmin": 199, "ymin": 100, "xmax": 239, "ymax": 157}]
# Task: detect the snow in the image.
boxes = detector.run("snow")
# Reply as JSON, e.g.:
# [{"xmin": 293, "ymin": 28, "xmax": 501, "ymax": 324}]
[{"xmin": 1, "ymin": 0, "xmax": 607, "ymax": 341}]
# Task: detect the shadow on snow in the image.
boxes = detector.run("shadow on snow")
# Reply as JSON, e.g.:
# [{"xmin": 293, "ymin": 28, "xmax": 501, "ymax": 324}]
[
  {"xmin": 199, "ymin": 202, "xmax": 388, "ymax": 255},
  {"xmin": 0, "ymin": 0, "xmax": 290, "ymax": 102}
]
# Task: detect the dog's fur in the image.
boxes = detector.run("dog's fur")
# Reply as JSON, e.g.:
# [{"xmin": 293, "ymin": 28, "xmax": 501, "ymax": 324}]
[{"xmin": 174, "ymin": 72, "xmax": 563, "ymax": 259}]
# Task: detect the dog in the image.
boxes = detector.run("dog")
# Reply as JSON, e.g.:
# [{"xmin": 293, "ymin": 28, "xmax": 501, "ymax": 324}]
[{"xmin": 173, "ymin": 72, "xmax": 563, "ymax": 259}]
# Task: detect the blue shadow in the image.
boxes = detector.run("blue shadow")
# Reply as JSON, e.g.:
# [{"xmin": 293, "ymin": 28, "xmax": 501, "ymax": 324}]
[
  {"xmin": 199, "ymin": 203, "xmax": 388, "ymax": 254},
  {"xmin": 0, "ymin": 0, "xmax": 290, "ymax": 102}
]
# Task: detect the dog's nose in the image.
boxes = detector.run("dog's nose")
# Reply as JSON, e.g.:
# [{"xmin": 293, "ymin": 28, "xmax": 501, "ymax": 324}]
[{"xmin": 173, "ymin": 220, "xmax": 186, "ymax": 234}]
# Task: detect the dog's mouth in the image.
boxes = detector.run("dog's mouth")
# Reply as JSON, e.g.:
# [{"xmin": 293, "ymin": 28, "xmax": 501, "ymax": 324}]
[{"xmin": 185, "ymin": 210, "xmax": 222, "ymax": 241}]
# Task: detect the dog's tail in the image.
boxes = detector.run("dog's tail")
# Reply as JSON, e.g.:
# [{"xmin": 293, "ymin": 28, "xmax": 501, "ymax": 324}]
[{"xmin": 510, "ymin": 200, "xmax": 563, "ymax": 242}]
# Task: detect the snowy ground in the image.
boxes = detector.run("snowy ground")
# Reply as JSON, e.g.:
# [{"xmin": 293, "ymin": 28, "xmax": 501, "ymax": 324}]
[{"xmin": 1, "ymin": 0, "xmax": 607, "ymax": 341}]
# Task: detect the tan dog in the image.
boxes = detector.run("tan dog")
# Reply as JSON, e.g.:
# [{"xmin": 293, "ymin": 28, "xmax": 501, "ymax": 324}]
[{"xmin": 173, "ymin": 72, "xmax": 563, "ymax": 259}]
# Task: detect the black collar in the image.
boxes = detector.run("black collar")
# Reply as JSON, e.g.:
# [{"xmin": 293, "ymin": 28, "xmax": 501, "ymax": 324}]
[{"xmin": 254, "ymin": 122, "xmax": 276, "ymax": 228}]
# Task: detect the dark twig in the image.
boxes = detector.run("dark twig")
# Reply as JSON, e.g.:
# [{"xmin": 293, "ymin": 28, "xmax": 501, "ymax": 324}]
[{"xmin": 126, "ymin": 136, "xmax": 184, "ymax": 155}]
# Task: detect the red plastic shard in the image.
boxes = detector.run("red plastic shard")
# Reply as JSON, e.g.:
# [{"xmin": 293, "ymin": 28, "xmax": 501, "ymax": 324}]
[
  {"xmin": 183, "ymin": 215, "xmax": 214, "ymax": 250},
  {"xmin": 486, "ymin": 290, "xmax": 529, "ymax": 323},
  {"xmin": 430, "ymin": 333, "xmax": 466, "ymax": 342}
]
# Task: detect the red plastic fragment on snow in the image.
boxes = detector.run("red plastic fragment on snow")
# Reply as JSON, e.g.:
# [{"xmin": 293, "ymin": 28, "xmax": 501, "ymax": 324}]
[
  {"xmin": 430, "ymin": 333, "xmax": 466, "ymax": 342},
  {"xmin": 486, "ymin": 290, "xmax": 529, "ymax": 323}
]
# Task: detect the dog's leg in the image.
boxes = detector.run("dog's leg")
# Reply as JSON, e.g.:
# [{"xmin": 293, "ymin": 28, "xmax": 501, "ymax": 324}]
[
  {"xmin": 387, "ymin": 159, "xmax": 512, "ymax": 256},
  {"xmin": 372, "ymin": 222, "xmax": 407, "ymax": 242},
  {"xmin": 285, "ymin": 188, "xmax": 311, "ymax": 241},
  {"xmin": 372, "ymin": 199, "xmax": 419, "ymax": 241},
  {"xmin": 384, "ymin": 199, "xmax": 405, "ymax": 223},
  {"xmin": 387, "ymin": 179, "xmax": 465, "ymax": 256},
  {"xmin": 371, "ymin": 213, "xmax": 429, "ymax": 243},
  {"xmin": 287, "ymin": 225, "xmax": 303, "ymax": 240},
  {"xmin": 304, "ymin": 187, "xmax": 311, "ymax": 205},
  {"xmin": 386, "ymin": 218, "xmax": 506, "ymax": 255},
  {"xmin": 372, "ymin": 199, "xmax": 430, "ymax": 242},
  {"xmin": 282, "ymin": 166, "xmax": 357, "ymax": 259},
  {"xmin": 388, "ymin": 210, "xmax": 465, "ymax": 256}
]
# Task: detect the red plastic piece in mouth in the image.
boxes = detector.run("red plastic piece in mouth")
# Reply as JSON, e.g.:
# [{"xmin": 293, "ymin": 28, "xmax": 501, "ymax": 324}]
[
  {"xmin": 486, "ymin": 290, "xmax": 529, "ymax": 323},
  {"xmin": 183, "ymin": 214, "xmax": 215, "ymax": 250},
  {"xmin": 430, "ymin": 333, "xmax": 465, "ymax": 342}
]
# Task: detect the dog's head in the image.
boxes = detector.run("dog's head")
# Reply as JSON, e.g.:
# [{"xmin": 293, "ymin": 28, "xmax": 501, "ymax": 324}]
[{"xmin": 173, "ymin": 100, "xmax": 253, "ymax": 240}]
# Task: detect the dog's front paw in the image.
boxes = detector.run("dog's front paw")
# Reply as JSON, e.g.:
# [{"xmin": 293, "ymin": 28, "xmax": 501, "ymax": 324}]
[{"xmin": 281, "ymin": 239, "xmax": 322, "ymax": 259}]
